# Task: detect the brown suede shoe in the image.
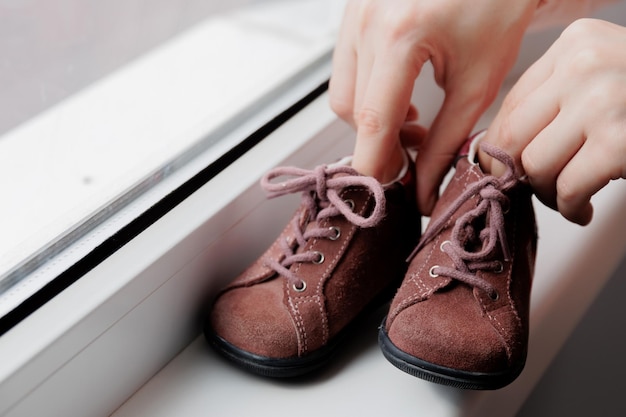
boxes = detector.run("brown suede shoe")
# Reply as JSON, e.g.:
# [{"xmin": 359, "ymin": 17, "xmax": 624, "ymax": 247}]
[
  {"xmin": 206, "ymin": 156, "xmax": 420, "ymax": 377},
  {"xmin": 379, "ymin": 143, "xmax": 537, "ymax": 390}
]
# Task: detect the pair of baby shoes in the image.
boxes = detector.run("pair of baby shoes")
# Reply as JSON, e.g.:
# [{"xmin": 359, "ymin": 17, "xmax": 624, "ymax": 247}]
[{"xmin": 205, "ymin": 137, "xmax": 537, "ymax": 390}]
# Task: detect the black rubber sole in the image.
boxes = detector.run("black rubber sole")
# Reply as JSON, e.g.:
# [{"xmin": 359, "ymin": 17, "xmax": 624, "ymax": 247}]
[
  {"xmin": 204, "ymin": 281, "xmax": 401, "ymax": 378},
  {"xmin": 205, "ymin": 331, "xmax": 341, "ymax": 378},
  {"xmin": 378, "ymin": 318, "xmax": 525, "ymax": 390}
]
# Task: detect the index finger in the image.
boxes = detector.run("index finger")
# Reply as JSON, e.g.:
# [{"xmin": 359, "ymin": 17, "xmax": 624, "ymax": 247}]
[
  {"xmin": 329, "ymin": 0, "xmax": 359, "ymax": 125},
  {"xmin": 415, "ymin": 74, "xmax": 493, "ymax": 213},
  {"xmin": 482, "ymin": 43, "xmax": 558, "ymax": 175},
  {"xmin": 351, "ymin": 44, "xmax": 427, "ymax": 180}
]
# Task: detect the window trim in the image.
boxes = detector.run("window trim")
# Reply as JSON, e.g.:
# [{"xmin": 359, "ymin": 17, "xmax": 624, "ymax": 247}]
[
  {"xmin": 0, "ymin": 90, "xmax": 354, "ymax": 417},
  {"xmin": 0, "ymin": 0, "xmax": 338, "ymax": 320},
  {"xmin": 0, "ymin": 79, "xmax": 330, "ymax": 337}
]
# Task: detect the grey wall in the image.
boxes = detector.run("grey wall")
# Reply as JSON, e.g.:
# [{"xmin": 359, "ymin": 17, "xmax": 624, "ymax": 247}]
[{"xmin": 517, "ymin": 253, "xmax": 626, "ymax": 417}]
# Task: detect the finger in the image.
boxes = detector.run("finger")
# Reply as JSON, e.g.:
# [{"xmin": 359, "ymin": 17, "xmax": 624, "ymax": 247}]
[
  {"xmin": 482, "ymin": 75, "xmax": 560, "ymax": 177},
  {"xmin": 555, "ymin": 130, "xmax": 626, "ymax": 225},
  {"xmin": 415, "ymin": 76, "xmax": 492, "ymax": 214},
  {"xmin": 406, "ymin": 104, "xmax": 419, "ymax": 122},
  {"xmin": 352, "ymin": 44, "xmax": 425, "ymax": 179},
  {"xmin": 521, "ymin": 110, "xmax": 585, "ymax": 211},
  {"xmin": 481, "ymin": 47, "xmax": 558, "ymax": 171},
  {"xmin": 486, "ymin": 30, "xmax": 565, "ymax": 123},
  {"xmin": 491, "ymin": 46, "xmax": 557, "ymax": 115},
  {"xmin": 329, "ymin": 3, "xmax": 359, "ymax": 126},
  {"xmin": 352, "ymin": 40, "xmax": 375, "ymax": 127},
  {"xmin": 552, "ymin": 140, "xmax": 606, "ymax": 225}
]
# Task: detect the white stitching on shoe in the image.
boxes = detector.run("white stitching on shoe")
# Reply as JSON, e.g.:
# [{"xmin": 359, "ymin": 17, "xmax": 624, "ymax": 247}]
[
  {"xmin": 389, "ymin": 164, "xmax": 478, "ymax": 322},
  {"xmin": 286, "ymin": 185, "xmax": 375, "ymax": 355},
  {"xmin": 263, "ymin": 165, "xmax": 385, "ymax": 296},
  {"xmin": 507, "ymin": 207, "xmax": 523, "ymax": 327},
  {"xmin": 286, "ymin": 279, "xmax": 308, "ymax": 355},
  {"xmin": 481, "ymin": 198, "xmax": 524, "ymax": 365},
  {"xmin": 407, "ymin": 144, "xmax": 519, "ymax": 299},
  {"xmin": 487, "ymin": 309, "xmax": 514, "ymax": 362}
]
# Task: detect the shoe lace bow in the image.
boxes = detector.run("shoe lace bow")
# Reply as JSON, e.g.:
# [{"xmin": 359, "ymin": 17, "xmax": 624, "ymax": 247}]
[
  {"xmin": 260, "ymin": 163, "xmax": 385, "ymax": 288},
  {"xmin": 410, "ymin": 144, "xmax": 521, "ymax": 299}
]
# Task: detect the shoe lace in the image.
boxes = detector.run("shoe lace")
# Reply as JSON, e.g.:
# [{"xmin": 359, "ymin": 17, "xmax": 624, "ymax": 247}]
[
  {"xmin": 409, "ymin": 144, "xmax": 520, "ymax": 299},
  {"xmin": 260, "ymin": 163, "xmax": 386, "ymax": 289}
]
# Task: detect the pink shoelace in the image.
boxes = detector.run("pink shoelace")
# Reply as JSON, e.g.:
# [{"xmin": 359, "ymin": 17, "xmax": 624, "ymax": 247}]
[
  {"xmin": 409, "ymin": 144, "xmax": 521, "ymax": 299},
  {"xmin": 260, "ymin": 163, "xmax": 386, "ymax": 290}
]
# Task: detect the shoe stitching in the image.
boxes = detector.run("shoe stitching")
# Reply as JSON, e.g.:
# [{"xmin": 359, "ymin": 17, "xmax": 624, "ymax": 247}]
[
  {"xmin": 309, "ymin": 189, "xmax": 364, "ymax": 293},
  {"xmin": 506, "ymin": 208, "xmax": 524, "ymax": 333},
  {"xmin": 412, "ymin": 237, "xmax": 436, "ymax": 293},
  {"xmin": 486, "ymin": 308, "xmax": 514, "ymax": 363},
  {"xmin": 288, "ymin": 187, "xmax": 375, "ymax": 355},
  {"xmin": 289, "ymin": 263, "xmax": 314, "ymax": 356},
  {"xmin": 390, "ymin": 236, "xmax": 457, "ymax": 322},
  {"xmin": 291, "ymin": 295, "xmax": 325, "ymax": 356},
  {"xmin": 483, "ymin": 206, "xmax": 524, "ymax": 364},
  {"xmin": 393, "ymin": 145, "xmax": 523, "ymax": 355},
  {"xmin": 285, "ymin": 278, "xmax": 308, "ymax": 355},
  {"xmin": 389, "ymin": 165, "xmax": 478, "ymax": 322},
  {"xmin": 410, "ymin": 145, "xmax": 519, "ymax": 300},
  {"xmin": 313, "ymin": 189, "xmax": 369, "ymax": 345},
  {"xmin": 288, "ymin": 244, "xmax": 314, "ymax": 355},
  {"xmin": 390, "ymin": 237, "xmax": 437, "ymax": 320},
  {"xmin": 262, "ymin": 164, "xmax": 385, "ymax": 291}
]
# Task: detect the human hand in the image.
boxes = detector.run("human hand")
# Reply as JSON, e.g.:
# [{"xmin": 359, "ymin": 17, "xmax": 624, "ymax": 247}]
[
  {"xmin": 481, "ymin": 18, "xmax": 626, "ymax": 225},
  {"xmin": 329, "ymin": 0, "xmax": 540, "ymax": 214}
]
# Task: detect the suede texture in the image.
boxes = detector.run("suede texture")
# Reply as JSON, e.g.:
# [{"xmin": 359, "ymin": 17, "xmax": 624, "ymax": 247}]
[
  {"xmin": 210, "ymin": 166, "xmax": 420, "ymax": 359},
  {"xmin": 385, "ymin": 156, "xmax": 537, "ymax": 374}
]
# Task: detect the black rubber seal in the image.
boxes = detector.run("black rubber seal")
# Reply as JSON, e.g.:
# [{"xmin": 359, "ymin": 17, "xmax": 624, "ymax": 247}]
[{"xmin": 0, "ymin": 80, "xmax": 329, "ymax": 336}]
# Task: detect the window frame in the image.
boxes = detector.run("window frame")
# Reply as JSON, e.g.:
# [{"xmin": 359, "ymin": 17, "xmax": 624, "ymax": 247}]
[
  {"xmin": 0, "ymin": 87, "xmax": 354, "ymax": 417},
  {"xmin": 0, "ymin": 0, "xmax": 338, "ymax": 325}
]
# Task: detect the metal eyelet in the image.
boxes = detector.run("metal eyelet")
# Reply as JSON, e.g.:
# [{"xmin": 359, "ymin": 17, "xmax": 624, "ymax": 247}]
[
  {"xmin": 439, "ymin": 240, "xmax": 451, "ymax": 252},
  {"xmin": 293, "ymin": 280, "xmax": 307, "ymax": 292},
  {"xmin": 489, "ymin": 290, "xmax": 500, "ymax": 301},
  {"xmin": 344, "ymin": 199, "xmax": 355, "ymax": 211},
  {"xmin": 494, "ymin": 261, "xmax": 504, "ymax": 274},
  {"xmin": 328, "ymin": 226, "xmax": 341, "ymax": 241},
  {"xmin": 429, "ymin": 265, "xmax": 439, "ymax": 278},
  {"xmin": 312, "ymin": 251, "xmax": 325, "ymax": 264}
]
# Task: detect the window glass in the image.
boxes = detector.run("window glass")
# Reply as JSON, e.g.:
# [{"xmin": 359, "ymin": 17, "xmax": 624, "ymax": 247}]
[{"xmin": 0, "ymin": 0, "xmax": 338, "ymax": 318}]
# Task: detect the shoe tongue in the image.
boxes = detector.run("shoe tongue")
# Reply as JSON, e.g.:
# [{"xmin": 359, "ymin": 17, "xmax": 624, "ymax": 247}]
[
  {"xmin": 293, "ymin": 196, "xmax": 332, "ymax": 254},
  {"xmin": 428, "ymin": 158, "xmax": 483, "ymax": 224},
  {"xmin": 302, "ymin": 212, "xmax": 320, "ymax": 237}
]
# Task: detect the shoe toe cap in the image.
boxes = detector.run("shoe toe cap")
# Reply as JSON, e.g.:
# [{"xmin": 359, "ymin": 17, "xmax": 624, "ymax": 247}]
[
  {"xmin": 387, "ymin": 293, "xmax": 510, "ymax": 374},
  {"xmin": 210, "ymin": 284, "xmax": 298, "ymax": 359}
]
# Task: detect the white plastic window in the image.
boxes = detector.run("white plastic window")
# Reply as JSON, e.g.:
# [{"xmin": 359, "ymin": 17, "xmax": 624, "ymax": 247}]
[{"xmin": 0, "ymin": 0, "xmax": 341, "ymax": 320}]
